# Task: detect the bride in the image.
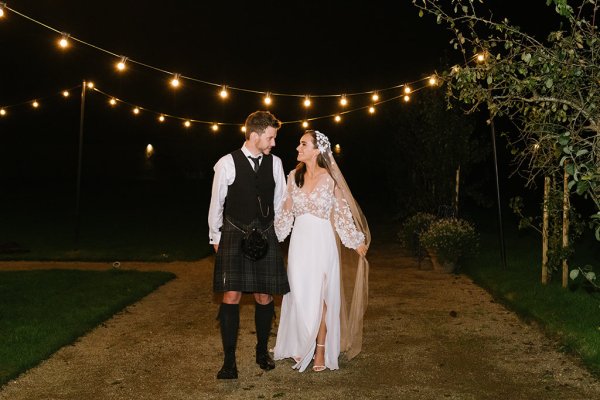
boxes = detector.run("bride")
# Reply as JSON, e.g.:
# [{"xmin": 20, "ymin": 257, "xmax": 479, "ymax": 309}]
[{"xmin": 273, "ymin": 130, "xmax": 370, "ymax": 372}]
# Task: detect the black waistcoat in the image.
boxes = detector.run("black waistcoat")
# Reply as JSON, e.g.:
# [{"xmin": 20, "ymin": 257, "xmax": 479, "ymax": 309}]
[{"xmin": 224, "ymin": 149, "xmax": 275, "ymax": 225}]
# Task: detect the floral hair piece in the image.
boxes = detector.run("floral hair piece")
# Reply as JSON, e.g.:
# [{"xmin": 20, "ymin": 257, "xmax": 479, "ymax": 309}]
[{"xmin": 315, "ymin": 130, "xmax": 331, "ymax": 154}]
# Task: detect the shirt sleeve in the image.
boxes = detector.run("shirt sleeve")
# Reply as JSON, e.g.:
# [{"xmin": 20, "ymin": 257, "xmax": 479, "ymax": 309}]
[
  {"xmin": 208, "ymin": 155, "xmax": 235, "ymax": 244},
  {"xmin": 275, "ymin": 170, "xmax": 295, "ymax": 242},
  {"xmin": 272, "ymin": 155, "xmax": 286, "ymax": 212}
]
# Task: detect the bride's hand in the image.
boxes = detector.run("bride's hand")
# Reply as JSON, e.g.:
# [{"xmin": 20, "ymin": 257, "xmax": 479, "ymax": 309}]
[{"xmin": 355, "ymin": 244, "xmax": 368, "ymax": 257}]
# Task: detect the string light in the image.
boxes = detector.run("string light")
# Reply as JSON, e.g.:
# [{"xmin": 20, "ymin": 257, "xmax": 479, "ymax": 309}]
[
  {"xmin": 428, "ymin": 76, "xmax": 438, "ymax": 86},
  {"xmin": 403, "ymin": 95, "xmax": 410, "ymax": 102},
  {"xmin": 109, "ymin": 98, "xmax": 117, "ymax": 106},
  {"xmin": 170, "ymin": 74, "xmax": 181, "ymax": 88},
  {"xmin": 116, "ymin": 56, "xmax": 127, "ymax": 71},
  {"xmin": 212, "ymin": 123, "xmax": 219, "ymax": 132},
  {"xmin": 263, "ymin": 93, "xmax": 272, "ymax": 106},
  {"xmin": 368, "ymin": 106, "xmax": 375, "ymax": 114},
  {"xmin": 86, "ymin": 82, "xmax": 95, "ymax": 89},
  {"xmin": 334, "ymin": 144, "xmax": 341, "ymax": 154},
  {"xmin": 302, "ymin": 121, "xmax": 309, "ymax": 128},
  {"xmin": 133, "ymin": 107, "xmax": 140, "ymax": 115},
  {"xmin": 476, "ymin": 52, "xmax": 486, "ymax": 63},
  {"xmin": 219, "ymin": 86, "xmax": 228, "ymax": 99},
  {"xmin": 145, "ymin": 144, "xmax": 154, "ymax": 158},
  {"xmin": 62, "ymin": 90, "xmax": 70, "ymax": 97},
  {"xmin": 303, "ymin": 96, "xmax": 311, "ymax": 108},
  {"xmin": 158, "ymin": 114, "xmax": 165, "ymax": 122},
  {"xmin": 403, "ymin": 86, "xmax": 411, "ymax": 94},
  {"xmin": 334, "ymin": 115, "xmax": 341, "ymax": 122},
  {"xmin": 32, "ymin": 100, "xmax": 39, "ymax": 108},
  {"xmin": 340, "ymin": 95, "xmax": 348, "ymax": 107},
  {"xmin": 2, "ymin": 5, "xmax": 453, "ymax": 104},
  {"xmin": 58, "ymin": 33, "xmax": 70, "ymax": 49},
  {"xmin": 241, "ymin": 126, "xmax": 247, "ymax": 133},
  {"xmin": 0, "ymin": 108, "xmax": 6, "ymax": 116},
  {"xmin": 184, "ymin": 120, "xmax": 191, "ymax": 128}
]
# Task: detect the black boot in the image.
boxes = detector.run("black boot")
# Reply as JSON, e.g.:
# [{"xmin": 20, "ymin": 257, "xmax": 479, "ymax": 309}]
[
  {"xmin": 217, "ymin": 303, "xmax": 239, "ymax": 379},
  {"xmin": 255, "ymin": 301, "xmax": 276, "ymax": 371}
]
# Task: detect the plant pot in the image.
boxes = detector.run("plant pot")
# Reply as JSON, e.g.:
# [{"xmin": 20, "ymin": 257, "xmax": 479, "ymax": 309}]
[{"xmin": 427, "ymin": 249, "xmax": 456, "ymax": 273}]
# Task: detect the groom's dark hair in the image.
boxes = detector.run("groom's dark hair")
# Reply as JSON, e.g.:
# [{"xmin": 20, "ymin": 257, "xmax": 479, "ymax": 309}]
[{"xmin": 244, "ymin": 111, "xmax": 281, "ymax": 140}]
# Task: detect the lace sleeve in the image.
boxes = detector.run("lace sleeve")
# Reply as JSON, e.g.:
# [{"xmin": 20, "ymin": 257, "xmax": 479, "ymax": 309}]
[
  {"xmin": 275, "ymin": 171, "xmax": 295, "ymax": 242},
  {"xmin": 333, "ymin": 185, "xmax": 365, "ymax": 249}
]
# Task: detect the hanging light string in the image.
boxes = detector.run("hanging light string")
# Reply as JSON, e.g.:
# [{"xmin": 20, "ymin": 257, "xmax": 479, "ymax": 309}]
[
  {"xmin": 3, "ymin": 4, "xmax": 428, "ymax": 98},
  {"xmin": 0, "ymin": 79, "xmax": 437, "ymax": 127},
  {"xmin": 0, "ymin": 84, "xmax": 82, "ymax": 114}
]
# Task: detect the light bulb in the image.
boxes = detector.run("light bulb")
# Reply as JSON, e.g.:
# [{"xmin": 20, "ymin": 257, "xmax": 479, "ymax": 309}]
[
  {"xmin": 171, "ymin": 74, "xmax": 181, "ymax": 88},
  {"xmin": 371, "ymin": 93, "xmax": 379, "ymax": 102},
  {"xmin": 340, "ymin": 96, "xmax": 348, "ymax": 106},
  {"xmin": 109, "ymin": 98, "xmax": 117, "ymax": 106},
  {"xmin": 264, "ymin": 94, "xmax": 272, "ymax": 106},
  {"xmin": 116, "ymin": 56, "xmax": 127, "ymax": 71},
  {"xmin": 302, "ymin": 121, "xmax": 309, "ymax": 128},
  {"xmin": 0, "ymin": 108, "xmax": 6, "ymax": 116},
  {"xmin": 58, "ymin": 33, "xmax": 70, "ymax": 49},
  {"xmin": 403, "ymin": 95, "xmax": 410, "ymax": 102},
  {"xmin": 334, "ymin": 144, "xmax": 341, "ymax": 154},
  {"xmin": 476, "ymin": 52, "xmax": 486, "ymax": 62},
  {"xmin": 62, "ymin": 91, "xmax": 70, "ymax": 97},
  {"xmin": 241, "ymin": 126, "xmax": 247, "ymax": 133},
  {"xmin": 158, "ymin": 115, "xmax": 165, "ymax": 122},
  {"xmin": 368, "ymin": 106, "xmax": 375, "ymax": 114},
  {"xmin": 334, "ymin": 115, "xmax": 341, "ymax": 122},
  {"xmin": 303, "ymin": 96, "xmax": 311, "ymax": 107},
  {"xmin": 184, "ymin": 120, "xmax": 191, "ymax": 128},
  {"xmin": 87, "ymin": 82, "xmax": 95, "ymax": 89},
  {"xmin": 403, "ymin": 86, "xmax": 411, "ymax": 94},
  {"xmin": 219, "ymin": 86, "xmax": 228, "ymax": 98},
  {"xmin": 133, "ymin": 107, "xmax": 140, "ymax": 115},
  {"xmin": 32, "ymin": 100, "xmax": 39, "ymax": 108},
  {"xmin": 146, "ymin": 144, "xmax": 154, "ymax": 158},
  {"xmin": 429, "ymin": 76, "xmax": 438, "ymax": 86},
  {"xmin": 212, "ymin": 123, "xmax": 219, "ymax": 131},
  {"xmin": 0, "ymin": 6, "xmax": 4, "ymax": 18}
]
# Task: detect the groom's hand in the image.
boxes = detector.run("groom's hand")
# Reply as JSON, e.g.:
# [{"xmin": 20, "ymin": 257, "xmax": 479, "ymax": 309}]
[{"xmin": 213, "ymin": 244, "xmax": 219, "ymax": 253}]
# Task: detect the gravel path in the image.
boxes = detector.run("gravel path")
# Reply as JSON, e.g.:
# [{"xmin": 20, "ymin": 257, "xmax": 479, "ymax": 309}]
[{"xmin": 1, "ymin": 227, "xmax": 599, "ymax": 399}]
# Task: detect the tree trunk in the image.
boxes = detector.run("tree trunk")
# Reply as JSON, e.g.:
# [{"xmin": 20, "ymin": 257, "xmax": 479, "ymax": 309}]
[
  {"xmin": 542, "ymin": 176, "xmax": 550, "ymax": 285},
  {"xmin": 562, "ymin": 163, "xmax": 570, "ymax": 288}
]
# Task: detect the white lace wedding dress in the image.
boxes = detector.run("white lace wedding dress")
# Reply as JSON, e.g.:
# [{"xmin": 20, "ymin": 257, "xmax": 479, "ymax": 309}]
[{"xmin": 273, "ymin": 170, "xmax": 365, "ymax": 372}]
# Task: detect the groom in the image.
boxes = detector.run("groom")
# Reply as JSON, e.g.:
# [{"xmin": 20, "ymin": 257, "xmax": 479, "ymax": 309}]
[{"xmin": 208, "ymin": 110, "xmax": 290, "ymax": 379}]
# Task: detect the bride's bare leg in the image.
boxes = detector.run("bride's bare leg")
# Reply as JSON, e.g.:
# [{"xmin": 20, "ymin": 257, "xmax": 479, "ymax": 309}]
[{"xmin": 314, "ymin": 303, "xmax": 327, "ymax": 370}]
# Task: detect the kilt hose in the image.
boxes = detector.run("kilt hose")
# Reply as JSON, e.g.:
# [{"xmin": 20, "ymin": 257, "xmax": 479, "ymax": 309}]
[{"xmin": 214, "ymin": 218, "xmax": 290, "ymax": 294}]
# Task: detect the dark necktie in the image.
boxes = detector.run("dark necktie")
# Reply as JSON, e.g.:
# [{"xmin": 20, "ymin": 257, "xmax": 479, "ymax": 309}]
[{"xmin": 248, "ymin": 155, "xmax": 261, "ymax": 172}]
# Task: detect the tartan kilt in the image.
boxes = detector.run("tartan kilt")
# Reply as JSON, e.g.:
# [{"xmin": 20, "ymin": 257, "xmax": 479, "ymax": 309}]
[{"xmin": 214, "ymin": 218, "xmax": 289, "ymax": 294}]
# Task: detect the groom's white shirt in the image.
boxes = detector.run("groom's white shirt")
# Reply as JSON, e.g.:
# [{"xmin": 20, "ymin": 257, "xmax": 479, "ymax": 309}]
[{"xmin": 208, "ymin": 142, "xmax": 286, "ymax": 244}]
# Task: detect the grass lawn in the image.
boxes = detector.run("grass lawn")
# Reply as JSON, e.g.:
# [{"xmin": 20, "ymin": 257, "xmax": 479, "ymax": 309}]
[
  {"xmin": 0, "ymin": 269, "xmax": 175, "ymax": 387},
  {"xmin": 462, "ymin": 216, "xmax": 600, "ymax": 376},
  {"xmin": 0, "ymin": 180, "xmax": 212, "ymax": 261}
]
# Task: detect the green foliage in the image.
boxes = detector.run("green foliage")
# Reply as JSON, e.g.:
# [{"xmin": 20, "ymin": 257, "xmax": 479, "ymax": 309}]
[
  {"xmin": 0, "ymin": 269, "xmax": 175, "ymax": 386},
  {"xmin": 420, "ymin": 217, "xmax": 479, "ymax": 263},
  {"xmin": 413, "ymin": 0, "xmax": 600, "ymax": 240},
  {"xmin": 398, "ymin": 212, "xmax": 438, "ymax": 254}
]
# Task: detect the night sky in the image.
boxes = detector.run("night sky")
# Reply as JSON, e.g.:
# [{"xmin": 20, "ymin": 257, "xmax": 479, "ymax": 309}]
[{"xmin": 0, "ymin": 1, "xmax": 561, "ymax": 200}]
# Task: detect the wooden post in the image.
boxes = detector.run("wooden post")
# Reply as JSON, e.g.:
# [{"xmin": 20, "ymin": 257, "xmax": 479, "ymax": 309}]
[
  {"xmin": 454, "ymin": 165, "xmax": 461, "ymax": 217},
  {"xmin": 542, "ymin": 176, "xmax": 550, "ymax": 285},
  {"xmin": 562, "ymin": 163, "xmax": 570, "ymax": 288}
]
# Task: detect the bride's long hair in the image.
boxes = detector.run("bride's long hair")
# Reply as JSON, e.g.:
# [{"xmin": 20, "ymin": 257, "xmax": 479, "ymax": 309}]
[{"xmin": 294, "ymin": 130, "xmax": 337, "ymax": 188}]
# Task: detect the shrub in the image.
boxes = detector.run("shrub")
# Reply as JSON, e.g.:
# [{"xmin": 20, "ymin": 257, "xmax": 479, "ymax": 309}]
[
  {"xmin": 398, "ymin": 212, "xmax": 438, "ymax": 255},
  {"xmin": 420, "ymin": 218, "xmax": 478, "ymax": 264}
]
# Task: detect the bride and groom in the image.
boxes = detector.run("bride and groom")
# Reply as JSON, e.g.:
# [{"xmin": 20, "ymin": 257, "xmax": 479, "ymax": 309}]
[{"xmin": 208, "ymin": 110, "xmax": 369, "ymax": 379}]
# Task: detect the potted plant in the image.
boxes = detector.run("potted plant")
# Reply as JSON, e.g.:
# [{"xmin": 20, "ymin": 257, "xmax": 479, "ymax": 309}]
[
  {"xmin": 398, "ymin": 212, "xmax": 438, "ymax": 255},
  {"xmin": 419, "ymin": 217, "xmax": 478, "ymax": 273}
]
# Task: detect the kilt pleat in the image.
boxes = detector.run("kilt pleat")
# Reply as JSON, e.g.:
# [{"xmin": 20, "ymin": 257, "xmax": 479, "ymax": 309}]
[{"xmin": 214, "ymin": 218, "xmax": 289, "ymax": 294}]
